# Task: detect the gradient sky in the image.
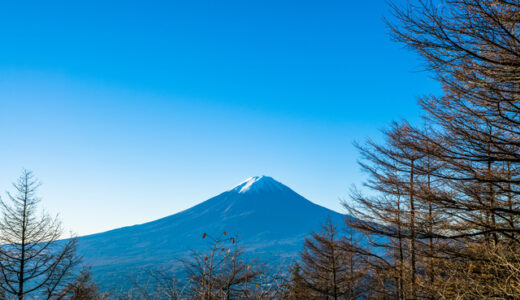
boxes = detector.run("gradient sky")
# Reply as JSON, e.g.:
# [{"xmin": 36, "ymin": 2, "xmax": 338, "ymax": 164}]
[{"xmin": 0, "ymin": 0, "xmax": 440, "ymax": 236}]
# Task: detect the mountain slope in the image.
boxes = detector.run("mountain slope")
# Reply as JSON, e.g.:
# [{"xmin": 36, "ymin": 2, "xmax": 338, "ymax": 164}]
[{"xmin": 77, "ymin": 176, "xmax": 347, "ymax": 288}]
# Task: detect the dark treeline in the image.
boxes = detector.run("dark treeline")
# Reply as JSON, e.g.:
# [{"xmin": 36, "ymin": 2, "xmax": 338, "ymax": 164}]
[{"xmin": 2, "ymin": 0, "xmax": 520, "ymax": 298}]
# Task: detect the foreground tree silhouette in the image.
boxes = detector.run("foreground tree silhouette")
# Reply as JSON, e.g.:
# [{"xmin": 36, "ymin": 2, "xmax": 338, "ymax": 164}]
[{"xmin": 0, "ymin": 170, "xmax": 80, "ymax": 299}]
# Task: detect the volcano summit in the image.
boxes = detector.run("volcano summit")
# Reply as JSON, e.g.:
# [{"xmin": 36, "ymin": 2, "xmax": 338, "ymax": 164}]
[{"xmin": 77, "ymin": 176, "xmax": 346, "ymax": 287}]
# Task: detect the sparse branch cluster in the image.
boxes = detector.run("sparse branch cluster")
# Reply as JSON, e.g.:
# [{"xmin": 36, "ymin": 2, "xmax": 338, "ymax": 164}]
[{"xmin": 119, "ymin": 233, "xmax": 287, "ymax": 300}]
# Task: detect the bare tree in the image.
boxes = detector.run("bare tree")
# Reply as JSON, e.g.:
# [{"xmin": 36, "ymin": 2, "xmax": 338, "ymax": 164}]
[
  {"xmin": 124, "ymin": 232, "xmax": 284, "ymax": 299},
  {"xmin": 291, "ymin": 219, "xmax": 361, "ymax": 300},
  {"xmin": 125, "ymin": 268, "xmax": 186, "ymax": 300},
  {"xmin": 284, "ymin": 264, "xmax": 307, "ymax": 300},
  {"xmin": 387, "ymin": 0, "xmax": 520, "ymax": 245},
  {"xmin": 56, "ymin": 269, "xmax": 109, "ymax": 300},
  {"xmin": 183, "ymin": 232, "xmax": 262, "ymax": 300},
  {"xmin": 0, "ymin": 170, "xmax": 80, "ymax": 299},
  {"xmin": 335, "ymin": 0, "xmax": 520, "ymax": 298}
]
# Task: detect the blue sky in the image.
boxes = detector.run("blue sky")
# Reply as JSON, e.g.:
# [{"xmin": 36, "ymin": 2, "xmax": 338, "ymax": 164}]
[{"xmin": 0, "ymin": 0, "xmax": 439, "ymax": 235}]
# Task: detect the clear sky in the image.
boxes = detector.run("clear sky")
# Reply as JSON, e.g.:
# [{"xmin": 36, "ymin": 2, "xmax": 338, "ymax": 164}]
[{"xmin": 0, "ymin": 0, "xmax": 439, "ymax": 236}]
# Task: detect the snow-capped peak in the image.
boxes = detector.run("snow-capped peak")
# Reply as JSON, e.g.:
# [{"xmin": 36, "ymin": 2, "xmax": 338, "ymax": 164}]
[{"xmin": 230, "ymin": 176, "xmax": 287, "ymax": 194}]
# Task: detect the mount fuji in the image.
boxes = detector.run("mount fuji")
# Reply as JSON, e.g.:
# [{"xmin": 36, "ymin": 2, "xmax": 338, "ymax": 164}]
[{"xmin": 77, "ymin": 176, "xmax": 347, "ymax": 288}]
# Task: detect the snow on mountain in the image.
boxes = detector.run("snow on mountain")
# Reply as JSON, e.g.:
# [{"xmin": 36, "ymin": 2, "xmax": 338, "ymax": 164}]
[
  {"xmin": 76, "ymin": 176, "xmax": 348, "ymax": 289},
  {"xmin": 229, "ymin": 175, "xmax": 290, "ymax": 194}
]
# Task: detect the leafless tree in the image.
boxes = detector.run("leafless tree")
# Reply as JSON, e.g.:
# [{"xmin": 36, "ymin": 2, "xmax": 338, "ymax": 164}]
[
  {"xmin": 337, "ymin": 0, "xmax": 520, "ymax": 298},
  {"xmin": 387, "ymin": 0, "xmax": 520, "ymax": 245},
  {"xmin": 0, "ymin": 170, "xmax": 80, "ymax": 299},
  {"xmin": 182, "ymin": 232, "xmax": 262, "ymax": 300},
  {"xmin": 55, "ymin": 269, "xmax": 110, "ymax": 300},
  {"xmin": 124, "ymin": 268, "xmax": 186, "ymax": 300},
  {"xmin": 289, "ymin": 219, "xmax": 362, "ymax": 300}
]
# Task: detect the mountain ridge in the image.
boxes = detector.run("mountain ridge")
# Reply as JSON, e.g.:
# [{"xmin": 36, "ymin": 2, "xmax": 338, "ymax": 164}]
[{"xmin": 76, "ymin": 176, "xmax": 348, "ymax": 289}]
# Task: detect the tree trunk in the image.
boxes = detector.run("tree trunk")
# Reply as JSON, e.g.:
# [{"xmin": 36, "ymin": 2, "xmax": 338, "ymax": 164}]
[{"xmin": 409, "ymin": 159, "xmax": 416, "ymax": 299}]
